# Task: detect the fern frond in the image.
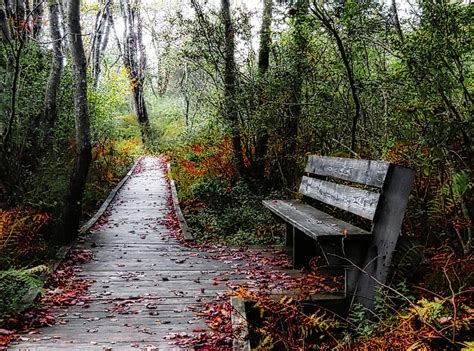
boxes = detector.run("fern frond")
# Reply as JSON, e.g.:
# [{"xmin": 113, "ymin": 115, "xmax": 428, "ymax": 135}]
[{"xmin": 0, "ymin": 269, "xmax": 43, "ymax": 318}]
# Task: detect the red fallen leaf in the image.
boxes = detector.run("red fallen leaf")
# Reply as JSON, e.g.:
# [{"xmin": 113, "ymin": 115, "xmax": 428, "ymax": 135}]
[
  {"xmin": 90, "ymin": 210, "xmax": 112, "ymax": 231},
  {"xmin": 0, "ymin": 329, "xmax": 13, "ymax": 336},
  {"xmin": 0, "ymin": 334, "xmax": 15, "ymax": 347}
]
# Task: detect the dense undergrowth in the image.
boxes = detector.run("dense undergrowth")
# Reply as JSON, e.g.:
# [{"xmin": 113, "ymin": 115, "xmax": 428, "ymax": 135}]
[
  {"xmin": 236, "ymin": 277, "xmax": 473, "ymax": 350},
  {"xmin": 166, "ymin": 126, "xmax": 286, "ymax": 246}
]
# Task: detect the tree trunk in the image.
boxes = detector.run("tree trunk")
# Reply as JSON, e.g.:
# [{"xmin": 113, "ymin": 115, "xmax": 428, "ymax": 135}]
[
  {"xmin": 91, "ymin": 0, "xmax": 111, "ymax": 89},
  {"xmin": 121, "ymin": 0, "xmax": 150, "ymax": 143},
  {"xmin": 57, "ymin": 0, "xmax": 68, "ymax": 40},
  {"xmin": 3, "ymin": 36, "xmax": 25, "ymax": 146},
  {"xmin": 61, "ymin": 0, "xmax": 92, "ymax": 243},
  {"xmin": 135, "ymin": 1, "xmax": 149, "ymax": 133},
  {"xmin": 43, "ymin": 0, "xmax": 63, "ymax": 136},
  {"xmin": 0, "ymin": 2, "xmax": 11, "ymax": 41},
  {"xmin": 258, "ymin": 0, "xmax": 272, "ymax": 75},
  {"xmin": 253, "ymin": 0, "xmax": 273, "ymax": 178},
  {"xmin": 221, "ymin": 0, "xmax": 245, "ymax": 177},
  {"xmin": 32, "ymin": 0, "xmax": 44, "ymax": 39},
  {"xmin": 11, "ymin": 0, "xmax": 27, "ymax": 40},
  {"xmin": 108, "ymin": 10, "xmax": 122, "ymax": 57},
  {"xmin": 281, "ymin": 0, "xmax": 307, "ymax": 187},
  {"xmin": 391, "ymin": 0, "xmax": 404, "ymax": 43},
  {"xmin": 311, "ymin": 4, "xmax": 360, "ymax": 153}
]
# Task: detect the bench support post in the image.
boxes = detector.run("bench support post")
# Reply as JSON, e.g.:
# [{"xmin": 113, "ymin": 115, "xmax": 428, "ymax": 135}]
[
  {"xmin": 293, "ymin": 228, "xmax": 315, "ymax": 269},
  {"xmin": 351, "ymin": 165, "xmax": 414, "ymax": 313},
  {"xmin": 285, "ymin": 223, "xmax": 293, "ymax": 247}
]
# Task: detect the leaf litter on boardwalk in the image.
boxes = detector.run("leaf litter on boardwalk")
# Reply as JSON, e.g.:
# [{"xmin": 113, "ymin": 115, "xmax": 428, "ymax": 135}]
[{"xmin": 159, "ymin": 157, "xmax": 343, "ymax": 348}]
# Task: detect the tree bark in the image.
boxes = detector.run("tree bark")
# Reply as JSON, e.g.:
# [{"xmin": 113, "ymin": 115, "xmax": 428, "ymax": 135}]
[
  {"xmin": 391, "ymin": 0, "xmax": 404, "ymax": 44},
  {"xmin": 32, "ymin": 0, "xmax": 44, "ymax": 38},
  {"xmin": 253, "ymin": 0, "xmax": 273, "ymax": 178},
  {"xmin": 221, "ymin": 0, "xmax": 245, "ymax": 177},
  {"xmin": 11, "ymin": 0, "xmax": 27, "ymax": 40},
  {"xmin": 121, "ymin": 0, "xmax": 150, "ymax": 143},
  {"xmin": 281, "ymin": 0, "xmax": 307, "ymax": 187},
  {"xmin": 108, "ymin": 9, "xmax": 122, "ymax": 57},
  {"xmin": 43, "ymin": 0, "xmax": 63, "ymax": 136},
  {"xmin": 61, "ymin": 0, "xmax": 92, "ymax": 243},
  {"xmin": 258, "ymin": 0, "xmax": 272, "ymax": 75},
  {"xmin": 91, "ymin": 0, "xmax": 111, "ymax": 88},
  {"xmin": 0, "ymin": 2, "xmax": 11, "ymax": 41},
  {"xmin": 57, "ymin": 0, "xmax": 68, "ymax": 40},
  {"xmin": 311, "ymin": 2, "xmax": 360, "ymax": 153},
  {"xmin": 3, "ymin": 36, "xmax": 25, "ymax": 146},
  {"xmin": 135, "ymin": 1, "xmax": 149, "ymax": 129}
]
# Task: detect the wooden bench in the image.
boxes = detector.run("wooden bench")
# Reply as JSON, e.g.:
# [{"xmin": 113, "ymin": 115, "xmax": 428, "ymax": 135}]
[{"xmin": 263, "ymin": 155, "xmax": 414, "ymax": 312}]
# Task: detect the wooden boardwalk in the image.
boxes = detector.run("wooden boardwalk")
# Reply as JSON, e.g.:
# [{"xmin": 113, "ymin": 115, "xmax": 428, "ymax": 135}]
[{"xmin": 10, "ymin": 156, "xmax": 318, "ymax": 350}]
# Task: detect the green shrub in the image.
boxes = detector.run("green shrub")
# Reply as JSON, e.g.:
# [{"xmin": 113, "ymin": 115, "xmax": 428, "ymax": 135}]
[{"xmin": 184, "ymin": 177, "xmax": 284, "ymax": 245}]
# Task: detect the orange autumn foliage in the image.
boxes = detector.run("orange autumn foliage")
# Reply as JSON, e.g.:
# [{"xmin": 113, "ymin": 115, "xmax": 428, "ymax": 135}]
[
  {"xmin": 91, "ymin": 140, "xmax": 135, "ymax": 184},
  {"xmin": 0, "ymin": 208, "xmax": 50, "ymax": 260}
]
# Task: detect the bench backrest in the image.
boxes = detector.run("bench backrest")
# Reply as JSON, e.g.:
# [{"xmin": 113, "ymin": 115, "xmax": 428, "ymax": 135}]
[
  {"xmin": 300, "ymin": 156, "xmax": 390, "ymax": 221},
  {"xmin": 300, "ymin": 155, "xmax": 415, "ymax": 312}
]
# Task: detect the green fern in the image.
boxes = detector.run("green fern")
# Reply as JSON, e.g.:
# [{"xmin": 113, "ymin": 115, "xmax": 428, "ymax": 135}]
[
  {"xmin": 0, "ymin": 269, "xmax": 43, "ymax": 318},
  {"xmin": 440, "ymin": 170, "xmax": 473, "ymax": 202},
  {"xmin": 451, "ymin": 170, "xmax": 473, "ymax": 197},
  {"xmin": 348, "ymin": 303, "xmax": 376, "ymax": 339},
  {"xmin": 428, "ymin": 170, "xmax": 473, "ymax": 218}
]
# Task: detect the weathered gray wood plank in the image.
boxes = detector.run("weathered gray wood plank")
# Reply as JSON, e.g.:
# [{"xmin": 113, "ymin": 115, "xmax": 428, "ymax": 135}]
[
  {"xmin": 304, "ymin": 155, "xmax": 390, "ymax": 188},
  {"xmin": 263, "ymin": 199, "xmax": 370, "ymax": 239},
  {"xmin": 12, "ymin": 326, "xmax": 200, "ymax": 342},
  {"xmin": 79, "ymin": 158, "xmax": 142, "ymax": 234},
  {"xmin": 352, "ymin": 164, "xmax": 415, "ymax": 312},
  {"xmin": 168, "ymin": 163, "xmax": 194, "ymax": 241},
  {"xmin": 9, "ymin": 343, "xmax": 187, "ymax": 350},
  {"xmin": 231, "ymin": 297, "xmax": 250, "ymax": 351},
  {"xmin": 299, "ymin": 176, "xmax": 380, "ymax": 220}
]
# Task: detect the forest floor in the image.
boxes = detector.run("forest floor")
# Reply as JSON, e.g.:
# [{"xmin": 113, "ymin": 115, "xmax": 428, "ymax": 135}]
[{"xmin": 6, "ymin": 156, "xmax": 337, "ymax": 350}]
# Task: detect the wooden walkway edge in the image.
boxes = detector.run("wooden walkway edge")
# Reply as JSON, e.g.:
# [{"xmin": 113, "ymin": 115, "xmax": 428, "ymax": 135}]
[
  {"xmin": 167, "ymin": 163, "xmax": 194, "ymax": 242},
  {"xmin": 79, "ymin": 157, "xmax": 143, "ymax": 234},
  {"xmin": 17, "ymin": 159, "xmax": 143, "ymax": 314}
]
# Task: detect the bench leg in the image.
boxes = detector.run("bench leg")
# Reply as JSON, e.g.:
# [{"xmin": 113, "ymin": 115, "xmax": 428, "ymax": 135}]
[
  {"xmin": 293, "ymin": 228, "xmax": 315, "ymax": 269},
  {"xmin": 345, "ymin": 267, "xmax": 360, "ymax": 296},
  {"xmin": 285, "ymin": 224, "xmax": 293, "ymax": 247},
  {"xmin": 318, "ymin": 239, "xmax": 368, "ymax": 266}
]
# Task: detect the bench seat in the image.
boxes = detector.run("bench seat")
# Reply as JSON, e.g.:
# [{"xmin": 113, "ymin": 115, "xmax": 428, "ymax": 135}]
[{"xmin": 262, "ymin": 199, "xmax": 370, "ymax": 239}]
